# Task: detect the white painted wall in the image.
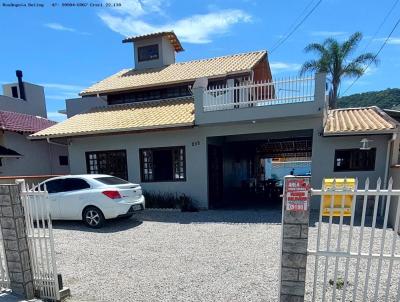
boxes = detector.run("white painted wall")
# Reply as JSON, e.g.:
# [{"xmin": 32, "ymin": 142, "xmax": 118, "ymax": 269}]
[
  {"xmin": 68, "ymin": 116, "xmax": 322, "ymax": 208},
  {"xmin": 0, "ymin": 132, "xmax": 69, "ymax": 176},
  {"xmin": 310, "ymin": 133, "xmax": 391, "ymax": 210},
  {"xmin": 133, "ymin": 36, "xmax": 176, "ymax": 70},
  {"xmin": 68, "ymin": 127, "xmax": 208, "ymax": 208},
  {"xmin": 1, "ymin": 82, "xmax": 47, "ymax": 117},
  {"xmin": 66, "ymin": 97, "xmax": 107, "ymax": 117},
  {"xmin": 67, "ymin": 116, "xmax": 392, "ymax": 210}
]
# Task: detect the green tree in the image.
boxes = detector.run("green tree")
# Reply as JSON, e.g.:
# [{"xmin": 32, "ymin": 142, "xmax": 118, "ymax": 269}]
[{"xmin": 300, "ymin": 32, "xmax": 378, "ymax": 108}]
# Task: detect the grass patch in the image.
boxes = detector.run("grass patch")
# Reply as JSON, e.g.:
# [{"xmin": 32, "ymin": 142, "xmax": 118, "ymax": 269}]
[{"xmin": 329, "ymin": 277, "xmax": 349, "ymax": 290}]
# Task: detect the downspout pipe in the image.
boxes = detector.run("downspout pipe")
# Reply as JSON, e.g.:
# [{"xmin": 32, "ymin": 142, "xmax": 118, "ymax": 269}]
[{"xmin": 382, "ymin": 132, "xmax": 398, "ymax": 216}]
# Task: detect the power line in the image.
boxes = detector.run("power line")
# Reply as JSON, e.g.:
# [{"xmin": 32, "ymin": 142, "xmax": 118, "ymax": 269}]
[
  {"xmin": 270, "ymin": 0, "xmax": 322, "ymax": 54},
  {"xmin": 271, "ymin": 0, "xmax": 316, "ymax": 47},
  {"xmin": 363, "ymin": 0, "xmax": 399, "ymax": 52},
  {"xmin": 342, "ymin": 15, "xmax": 400, "ymax": 95}
]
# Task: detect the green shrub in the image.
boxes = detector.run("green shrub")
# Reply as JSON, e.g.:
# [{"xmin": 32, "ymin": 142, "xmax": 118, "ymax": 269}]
[
  {"xmin": 143, "ymin": 191, "xmax": 198, "ymax": 211},
  {"xmin": 179, "ymin": 194, "xmax": 198, "ymax": 212}
]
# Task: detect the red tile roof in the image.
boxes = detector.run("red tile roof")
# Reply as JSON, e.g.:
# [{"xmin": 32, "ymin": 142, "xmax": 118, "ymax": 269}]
[{"xmin": 0, "ymin": 111, "xmax": 56, "ymax": 133}]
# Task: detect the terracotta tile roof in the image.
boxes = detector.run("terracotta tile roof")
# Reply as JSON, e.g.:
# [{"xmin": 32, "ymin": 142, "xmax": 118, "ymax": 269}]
[
  {"xmin": 324, "ymin": 106, "xmax": 399, "ymax": 135},
  {"xmin": 0, "ymin": 111, "xmax": 56, "ymax": 133},
  {"xmin": 122, "ymin": 31, "xmax": 184, "ymax": 52},
  {"xmin": 31, "ymin": 97, "xmax": 194, "ymax": 139},
  {"xmin": 80, "ymin": 51, "xmax": 266, "ymax": 96}
]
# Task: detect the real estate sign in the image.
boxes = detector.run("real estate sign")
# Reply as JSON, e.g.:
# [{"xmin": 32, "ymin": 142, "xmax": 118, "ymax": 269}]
[{"xmin": 284, "ymin": 177, "xmax": 310, "ymax": 212}]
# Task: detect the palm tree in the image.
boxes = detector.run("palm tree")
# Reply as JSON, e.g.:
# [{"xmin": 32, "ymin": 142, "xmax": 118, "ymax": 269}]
[{"xmin": 300, "ymin": 32, "xmax": 378, "ymax": 108}]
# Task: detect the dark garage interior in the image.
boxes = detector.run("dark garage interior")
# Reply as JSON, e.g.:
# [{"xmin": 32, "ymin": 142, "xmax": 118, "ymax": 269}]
[{"xmin": 207, "ymin": 130, "xmax": 313, "ymax": 209}]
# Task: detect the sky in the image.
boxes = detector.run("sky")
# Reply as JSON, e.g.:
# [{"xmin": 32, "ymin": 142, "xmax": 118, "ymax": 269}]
[{"xmin": 0, "ymin": 0, "xmax": 399, "ymax": 121}]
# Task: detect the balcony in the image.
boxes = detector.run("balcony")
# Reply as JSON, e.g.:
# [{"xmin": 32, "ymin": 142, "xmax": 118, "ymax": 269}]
[
  {"xmin": 193, "ymin": 73, "xmax": 326, "ymax": 125},
  {"xmin": 204, "ymin": 76, "xmax": 315, "ymax": 111}
]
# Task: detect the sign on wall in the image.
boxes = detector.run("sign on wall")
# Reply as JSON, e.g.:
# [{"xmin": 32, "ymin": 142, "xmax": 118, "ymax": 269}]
[{"xmin": 284, "ymin": 177, "xmax": 311, "ymax": 211}]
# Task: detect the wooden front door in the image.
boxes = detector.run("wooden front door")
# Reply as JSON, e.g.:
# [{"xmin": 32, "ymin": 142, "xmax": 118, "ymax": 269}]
[{"xmin": 208, "ymin": 145, "xmax": 223, "ymax": 208}]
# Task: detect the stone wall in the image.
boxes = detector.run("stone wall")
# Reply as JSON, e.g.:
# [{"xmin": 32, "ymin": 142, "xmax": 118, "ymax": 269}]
[{"xmin": 0, "ymin": 184, "xmax": 34, "ymax": 299}]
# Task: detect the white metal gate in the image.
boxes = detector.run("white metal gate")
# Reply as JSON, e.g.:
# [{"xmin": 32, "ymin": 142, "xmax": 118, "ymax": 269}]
[
  {"xmin": 307, "ymin": 178, "xmax": 400, "ymax": 301},
  {"xmin": 0, "ymin": 224, "xmax": 10, "ymax": 290},
  {"xmin": 21, "ymin": 183, "xmax": 60, "ymax": 301}
]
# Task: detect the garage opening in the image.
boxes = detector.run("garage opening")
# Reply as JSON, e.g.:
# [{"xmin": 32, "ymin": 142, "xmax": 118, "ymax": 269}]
[{"xmin": 207, "ymin": 131, "xmax": 313, "ymax": 209}]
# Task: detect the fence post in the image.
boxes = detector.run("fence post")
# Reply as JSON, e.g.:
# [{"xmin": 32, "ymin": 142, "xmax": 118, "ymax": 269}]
[
  {"xmin": 279, "ymin": 176, "xmax": 311, "ymax": 302},
  {"xmin": 0, "ymin": 184, "xmax": 34, "ymax": 299}
]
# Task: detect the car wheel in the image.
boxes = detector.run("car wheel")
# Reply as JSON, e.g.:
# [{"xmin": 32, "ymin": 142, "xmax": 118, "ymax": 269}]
[{"xmin": 83, "ymin": 206, "xmax": 105, "ymax": 228}]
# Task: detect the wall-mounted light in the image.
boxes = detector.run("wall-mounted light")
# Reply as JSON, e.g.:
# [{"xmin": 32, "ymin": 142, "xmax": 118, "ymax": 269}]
[{"xmin": 360, "ymin": 138, "xmax": 372, "ymax": 150}]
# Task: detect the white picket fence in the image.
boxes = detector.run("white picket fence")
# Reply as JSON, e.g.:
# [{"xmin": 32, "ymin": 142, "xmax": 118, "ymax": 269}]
[
  {"xmin": 0, "ymin": 224, "xmax": 9, "ymax": 289},
  {"xmin": 20, "ymin": 183, "xmax": 60, "ymax": 301},
  {"xmin": 308, "ymin": 178, "xmax": 400, "ymax": 301},
  {"xmin": 203, "ymin": 76, "xmax": 315, "ymax": 111}
]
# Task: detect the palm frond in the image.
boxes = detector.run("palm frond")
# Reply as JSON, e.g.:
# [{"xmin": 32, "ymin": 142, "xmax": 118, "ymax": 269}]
[
  {"xmin": 299, "ymin": 60, "xmax": 319, "ymax": 75},
  {"xmin": 342, "ymin": 63, "xmax": 364, "ymax": 78},
  {"xmin": 351, "ymin": 53, "xmax": 379, "ymax": 66},
  {"xmin": 341, "ymin": 32, "xmax": 362, "ymax": 57},
  {"xmin": 299, "ymin": 59, "xmax": 329, "ymax": 76},
  {"xmin": 304, "ymin": 43, "xmax": 327, "ymax": 56}
]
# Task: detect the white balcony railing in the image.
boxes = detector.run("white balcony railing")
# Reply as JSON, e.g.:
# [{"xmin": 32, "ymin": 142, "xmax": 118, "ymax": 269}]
[{"xmin": 203, "ymin": 76, "xmax": 315, "ymax": 112}]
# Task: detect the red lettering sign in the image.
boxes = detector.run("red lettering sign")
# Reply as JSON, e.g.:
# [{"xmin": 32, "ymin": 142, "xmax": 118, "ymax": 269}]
[{"xmin": 285, "ymin": 178, "xmax": 310, "ymax": 212}]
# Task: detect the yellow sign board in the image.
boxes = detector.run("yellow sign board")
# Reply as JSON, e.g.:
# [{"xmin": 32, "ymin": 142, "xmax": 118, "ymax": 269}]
[{"xmin": 322, "ymin": 178, "xmax": 356, "ymax": 217}]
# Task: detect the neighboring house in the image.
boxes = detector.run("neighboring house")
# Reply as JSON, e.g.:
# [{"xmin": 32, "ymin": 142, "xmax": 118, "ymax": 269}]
[
  {"xmin": 31, "ymin": 32, "xmax": 400, "ymax": 211},
  {"xmin": 0, "ymin": 71, "xmax": 69, "ymax": 176}
]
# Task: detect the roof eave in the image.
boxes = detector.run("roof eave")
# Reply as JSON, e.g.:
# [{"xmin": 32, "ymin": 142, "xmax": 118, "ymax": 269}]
[
  {"xmin": 29, "ymin": 122, "xmax": 195, "ymax": 140},
  {"xmin": 323, "ymin": 128, "xmax": 399, "ymax": 137}
]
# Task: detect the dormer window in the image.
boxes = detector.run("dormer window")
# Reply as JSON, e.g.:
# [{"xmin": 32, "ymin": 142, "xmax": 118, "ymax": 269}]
[{"xmin": 138, "ymin": 44, "xmax": 159, "ymax": 62}]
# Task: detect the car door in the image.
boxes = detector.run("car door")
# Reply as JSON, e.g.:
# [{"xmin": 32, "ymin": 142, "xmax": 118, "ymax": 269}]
[
  {"xmin": 42, "ymin": 179, "xmax": 66, "ymax": 219},
  {"xmin": 59, "ymin": 178, "xmax": 91, "ymax": 219}
]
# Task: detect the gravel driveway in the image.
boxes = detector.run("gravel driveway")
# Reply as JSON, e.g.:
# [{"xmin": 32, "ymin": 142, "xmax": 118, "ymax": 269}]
[
  {"xmin": 53, "ymin": 209, "xmax": 400, "ymax": 302},
  {"xmin": 54, "ymin": 210, "xmax": 282, "ymax": 302}
]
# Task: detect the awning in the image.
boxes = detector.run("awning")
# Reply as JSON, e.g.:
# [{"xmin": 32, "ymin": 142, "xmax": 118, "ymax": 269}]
[{"xmin": 0, "ymin": 146, "xmax": 22, "ymax": 158}]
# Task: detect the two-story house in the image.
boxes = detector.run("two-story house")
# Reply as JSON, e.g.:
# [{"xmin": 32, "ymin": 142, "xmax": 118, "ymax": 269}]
[
  {"xmin": 31, "ymin": 32, "xmax": 400, "ymax": 210},
  {"xmin": 0, "ymin": 71, "xmax": 69, "ymax": 177}
]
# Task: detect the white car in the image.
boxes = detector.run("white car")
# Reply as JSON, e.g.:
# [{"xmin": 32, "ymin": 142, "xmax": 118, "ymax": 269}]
[{"xmin": 37, "ymin": 174, "xmax": 145, "ymax": 228}]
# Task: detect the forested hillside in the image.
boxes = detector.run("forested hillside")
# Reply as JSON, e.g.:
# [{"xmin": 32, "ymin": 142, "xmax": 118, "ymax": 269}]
[{"xmin": 337, "ymin": 88, "xmax": 400, "ymax": 109}]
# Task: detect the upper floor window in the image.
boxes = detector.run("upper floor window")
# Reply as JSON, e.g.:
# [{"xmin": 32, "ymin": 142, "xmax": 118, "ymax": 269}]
[
  {"xmin": 11, "ymin": 86, "xmax": 18, "ymax": 98},
  {"xmin": 334, "ymin": 148, "xmax": 376, "ymax": 172},
  {"xmin": 138, "ymin": 44, "xmax": 159, "ymax": 62},
  {"xmin": 107, "ymin": 85, "xmax": 191, "ymax": 105}
]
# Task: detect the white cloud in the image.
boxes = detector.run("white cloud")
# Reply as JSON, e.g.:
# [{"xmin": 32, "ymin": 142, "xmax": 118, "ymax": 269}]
[
  {"xmin": 39, "ymin": 83, "xmax": 86, "ymax": 91},
  {"xmin": 44, "ymin": 22, "xmax": 91, "ymax": 35},
  {"xmin": 310, "ymin": 31, "xmax": 347, "ymax": 37},
  {"xmin": 45, "ymin": 23, "xmax": 75, "ymax": 32},
  {"xmin": 98, "ymin": 0, "xmax": 251, "ymax": 44},
  {"xmin": 363, "ymin": 65, "xmax": 377, "ymax": 76},
  {"xmin": 46, "ymin": 93, "xmax": 79, "ymax": 101},
  {"xmin": 110, "ymin": 0, "xmax": 165, "ymax": 17},
  {"xmin": 47, "ymin": 111, "xmax": 66, "ymax": 118},
  {"xmin": 47, "ymin": 111, "xmax": 67, "ymax": 122},
  {"xmin": 270, "ymin": 62, "xmax": 301, "ymax": 73},
  {"xmin": 374, "ymin": 37, "xmax": 400, "ymax": 45}
]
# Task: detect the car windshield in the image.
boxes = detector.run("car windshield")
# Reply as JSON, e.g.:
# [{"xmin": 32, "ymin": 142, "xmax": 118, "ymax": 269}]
[{"xmin": 94, "ymin": 176, "xmax": 130, "ymax": 185}]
